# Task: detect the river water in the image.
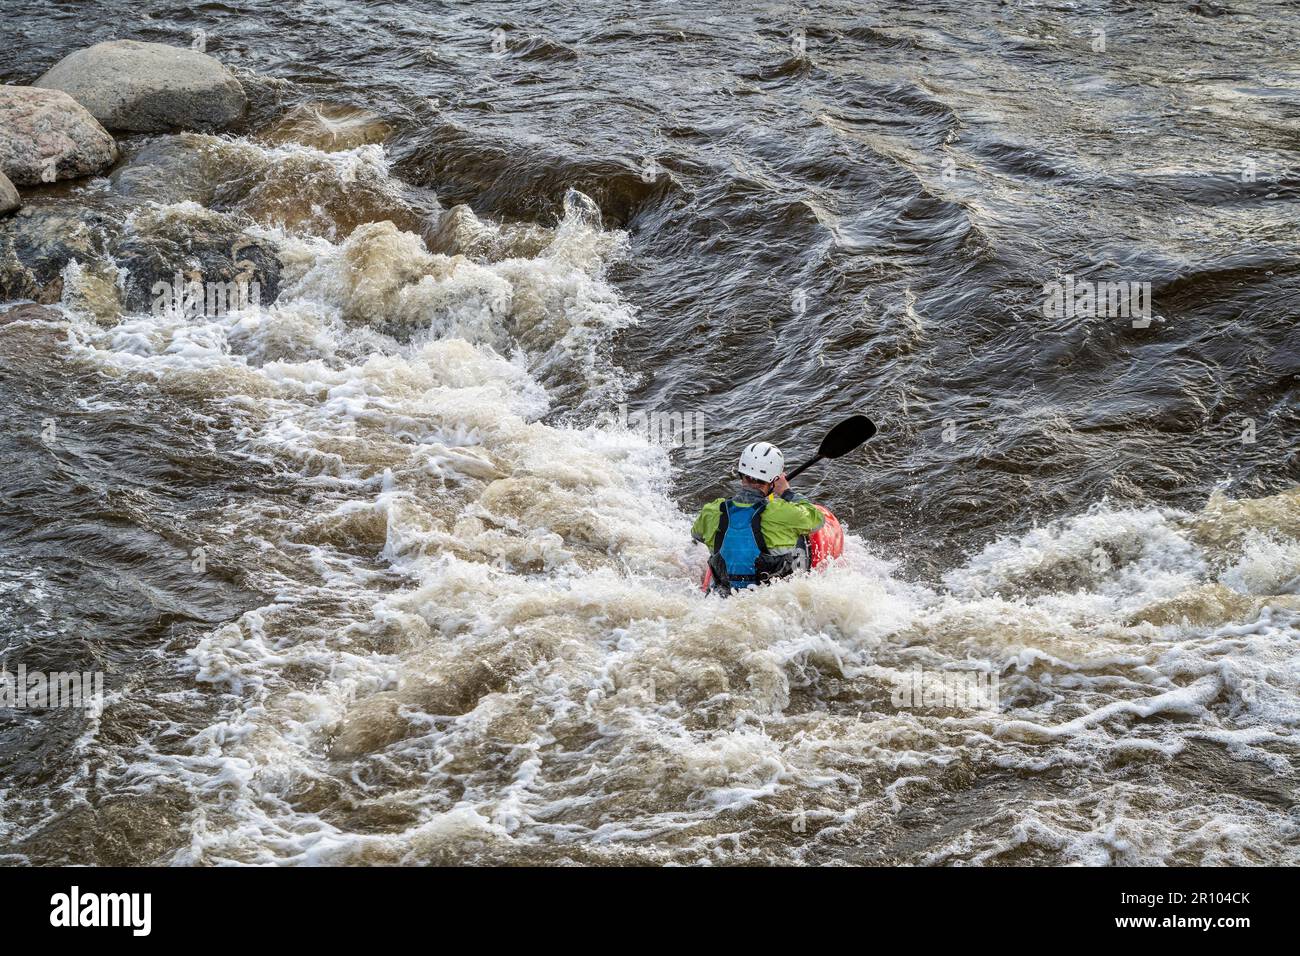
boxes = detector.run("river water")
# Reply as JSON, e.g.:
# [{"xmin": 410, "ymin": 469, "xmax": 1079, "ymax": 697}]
[{"xmin": 0, "ymin": 0, "xmax": 1297, "ymax": 864}]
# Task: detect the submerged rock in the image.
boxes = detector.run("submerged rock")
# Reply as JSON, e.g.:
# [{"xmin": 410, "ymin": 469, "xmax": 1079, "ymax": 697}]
[
  {"xmin": 0, "ymin": 199, "xmax": 283, "ymax": 316},
  {"xmin": 220, "ymin": 142, "xmax": 428, "ymax": 241},
  {"xmin": 0, "ymin": 203, "xmax": 118, "ymax": 303},
  {"xmin": 0, "ymin": 302, "xmax": 69, "ymax": 353},
  {"xmin": 1183, "ymin": 487, "xmax": 1300, "ymax": 552},
  {"xmin": 110, "ymin": 130, "xmax": 429, "ymax": 242},
  {"xmin": 111, "ymin": 205, "xmax": 282, "ymax": 314},
  {"xmin": 35, "ymin": 40, "xmax": 247, "ymax": 133},
  {"xmin": 0, "ymin": 302, "xmax": 63, "ymax": 326},
  {"xmin": 259, "ymin": 102, "xmax": 392, "ymax": 152},
  {"xmin": 60, "ymin": 258, "xmax": 125, "ymax": 325},
  {"xmin": 0, "ymin": 87, "xmax": 119, "ymax": 185},
  {"xmin": 427, "ymin": 203, "xmax": 553, "ymax": 261},
  {"xmin": 109, "ymin": 133, "xmax": 221, "ymax": 205},
  {"xmin": 0, "ymin": 172, "xmax": 18, "ymax": 216}
]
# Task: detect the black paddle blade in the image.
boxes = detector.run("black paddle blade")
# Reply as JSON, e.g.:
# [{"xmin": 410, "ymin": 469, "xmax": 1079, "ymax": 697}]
[{"xmin": 817, "ymin": 414, "xmax": 876, "ymax": 459}]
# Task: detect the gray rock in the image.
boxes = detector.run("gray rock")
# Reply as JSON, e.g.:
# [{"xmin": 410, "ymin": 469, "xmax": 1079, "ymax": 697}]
[
  {"xmin": 0, "ymin": 202, "xmax": 118, "ymax": 303},
  {"xmin": 0, "ymin": 196, "xmax": 282, "ymax": 315},
  {"xmin": 0, "ymin": 86, "xmax": 119, "ymax": 186},
  {"xmin": 109, "ymin": 133, "xmax": 220, "ymax": 205},
  {"xmin": 35, "ymin": 40, "xmax": 247, "ymax": 133},
  {"xmin": 0, "ymin": 171, "xmax": 18, "ymax": 216},
  {"xmin": 111, "ymin": 207, "xmax": 281, "ymax": 313}
]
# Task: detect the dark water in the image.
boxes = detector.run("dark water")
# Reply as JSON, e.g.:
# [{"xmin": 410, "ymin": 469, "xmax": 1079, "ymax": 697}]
[{"xmin": 1, "ymin": 0, "xmax": 1297, "ymax": 865}]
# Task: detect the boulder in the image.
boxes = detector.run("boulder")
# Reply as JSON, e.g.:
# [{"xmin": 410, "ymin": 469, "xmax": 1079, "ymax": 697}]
[
  {"xmin": 111, "ymin": 205, "xmax": 282, "ymax": 313},
  {"xmin": 0, "ymin": 203, "xmax": 118, "ymax": 303},
  {"xmin": 0, "ymin": 87, "xmax": 119, "ymax": 186},
  {"xmin": 35, "ymin": 40, "xmax": 247, "ymax": 133},
  {"xmin": 109, "ymin": 133, "xmax": 221, "ymax": 205},
  {"xmin": 0, "ymin": 198, "xmax": 282, "ymax": 314},
  {"xmin": 0, "ymin": 171, "xmax": 18, "ymax": 216}
]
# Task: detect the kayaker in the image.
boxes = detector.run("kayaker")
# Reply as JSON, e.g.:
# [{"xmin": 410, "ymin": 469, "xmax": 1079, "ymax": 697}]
[{"xmin": 692, "ymin": 441, "xmax": 825, "ymax": 592}]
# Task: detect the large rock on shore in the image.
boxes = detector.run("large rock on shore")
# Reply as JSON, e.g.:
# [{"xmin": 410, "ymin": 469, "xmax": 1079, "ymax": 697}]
[
  {"xmin": 0, "ymin": 87, "xmax": 119, "ymax": 185},
  {"xmin": 35, "ymin": 40, "xmax": 247, "ymax": 133},
  {"xmin": 0, "ymin": 172, "xmax": 18, "ymax": 216}
]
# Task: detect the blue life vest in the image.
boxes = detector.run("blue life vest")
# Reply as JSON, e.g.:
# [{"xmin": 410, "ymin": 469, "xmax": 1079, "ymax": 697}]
[{"xmin": 712, "ymin": 498, "xmax": 769, "ymax": 588}]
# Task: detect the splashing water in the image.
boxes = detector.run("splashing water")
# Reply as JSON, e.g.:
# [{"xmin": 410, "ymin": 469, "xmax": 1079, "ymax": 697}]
[{"xmin": 1, "ymin": 0, "xmax": 1297, "ymax": 867}]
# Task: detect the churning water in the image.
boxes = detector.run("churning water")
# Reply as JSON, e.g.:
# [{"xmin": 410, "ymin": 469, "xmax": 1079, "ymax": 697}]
[{"xmin": 0, "ymin": 0, "xmax": 1297, "ymax": 864}]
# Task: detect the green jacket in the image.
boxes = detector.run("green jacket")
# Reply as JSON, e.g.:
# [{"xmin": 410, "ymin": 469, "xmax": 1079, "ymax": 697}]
[{"xmin": 692, "ymin": 489, "xmax": 824, "ymax": 552}]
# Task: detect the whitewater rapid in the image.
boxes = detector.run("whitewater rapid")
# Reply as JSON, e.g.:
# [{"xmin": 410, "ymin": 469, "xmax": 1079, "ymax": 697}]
[{"xmin": 0, "ymin": 124, "xmax": 1291, "ymax": 865}]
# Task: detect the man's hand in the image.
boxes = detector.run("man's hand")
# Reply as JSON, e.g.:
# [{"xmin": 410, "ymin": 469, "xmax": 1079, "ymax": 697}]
[{"xmin": 771, "ymin": 473, "xmax": 790, "ymax": 497}]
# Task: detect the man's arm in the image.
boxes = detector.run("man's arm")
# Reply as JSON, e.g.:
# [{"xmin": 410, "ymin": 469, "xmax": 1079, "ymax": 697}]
[
  {"xmin": 691, "ymin": 499, "xmax": 725, "ymax": 546},
  {"xmin": 774, "ymin": 490, "xmax": 825, "ymax": 535}
]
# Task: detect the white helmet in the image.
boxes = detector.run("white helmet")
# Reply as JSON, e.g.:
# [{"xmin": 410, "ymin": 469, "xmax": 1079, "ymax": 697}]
[{"xmin": 737, "ymin": 441, "xmax": 784, "ymax": 483}]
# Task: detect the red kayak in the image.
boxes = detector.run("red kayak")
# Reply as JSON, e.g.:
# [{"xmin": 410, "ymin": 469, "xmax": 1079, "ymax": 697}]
[{"xmin": 701, "ymin": 505, "xmax": 845, "ymax": 592}]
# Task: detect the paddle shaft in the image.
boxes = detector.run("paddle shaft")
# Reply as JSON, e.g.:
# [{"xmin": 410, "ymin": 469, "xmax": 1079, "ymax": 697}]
[{"xmin": 784, "ymin": 455, "xmax": 821, "ymax": 483}]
